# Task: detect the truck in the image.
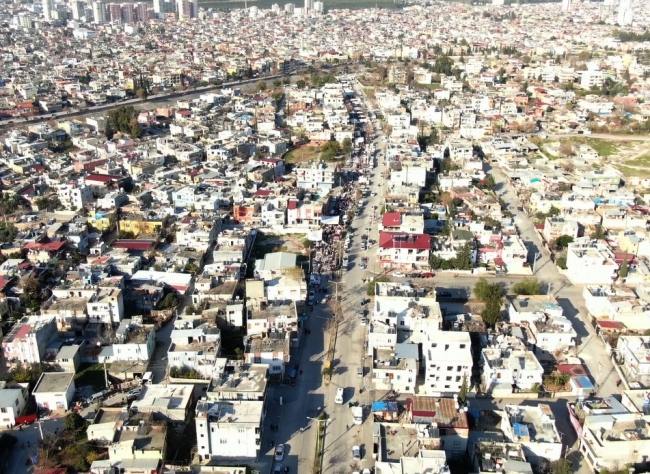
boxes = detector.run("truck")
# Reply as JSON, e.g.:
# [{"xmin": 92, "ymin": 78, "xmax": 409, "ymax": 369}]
[{"xmin": 352, "ymin": 406, "xmax": 363, "ymax": 425}]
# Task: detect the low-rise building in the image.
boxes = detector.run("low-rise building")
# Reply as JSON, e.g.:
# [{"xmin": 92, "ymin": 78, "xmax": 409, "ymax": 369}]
[
  {"xmin": 565, "ymin": 239, "xmax": 619, "ymax": 285},
  {"xmin": 33, "ymin": 372, "xmax": 75, "ymax": 411},
  {"xmin": 130, "ymin": 383, "xmax": 194, "ymax": 422},
  {"xmin": 1, "ymin": 316, "xmax": 58, "ymax": 367},
  {"xmin": 195, "ymin": 400, "xmax": 264, "ymax": 461},
  {"xmin": 508, "ymin": 295, "xmax": 563, "ymax": 325},
  {"xmin": 372, "ymin": 343, "xmax": 419, "ymax": 393},
  {"xmin": 377, "ymin": 232, "xmax": 431, "ymax": 270},
  {"xmin": 617, "ymin": 336, "xmax": 650, "ymax": 387},
  {"xmin": 423, "ymin": 332, "xmax": 472, "ymax": 396},
  {"xmin": 481, "ymin": 342, "xmax": 544, "ymax": 394},
  {"xmin": 502, "ymin": 404, "xmax": 563, "ymax": 464},
  {"xmin": 0, "ymin": 382, "xmax": 28, "ymax": 427}
]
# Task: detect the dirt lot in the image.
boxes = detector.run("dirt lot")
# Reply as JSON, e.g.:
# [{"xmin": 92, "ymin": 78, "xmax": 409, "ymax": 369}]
[{"xmin": 250, "ymin": 232, "xmax": 310, "ymax": 259}]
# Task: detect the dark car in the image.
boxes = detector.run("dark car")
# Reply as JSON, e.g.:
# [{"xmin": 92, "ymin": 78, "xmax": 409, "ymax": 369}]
[{"xmin": 360, "ymin": 298, "xmax": 371, "ymax": 306}]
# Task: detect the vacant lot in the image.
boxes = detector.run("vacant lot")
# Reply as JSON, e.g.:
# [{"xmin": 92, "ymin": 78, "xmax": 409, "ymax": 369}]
[
  {"xmin": 623, "ymin": 154, "xmax": 650, "ymax": 167},
  {"xmin": 284, "ymin": 146, "xmax": 320, "ymax": 164},
  {"xmin": 614, "ymin": 165, "xmax": 650, "ymax": 177}
]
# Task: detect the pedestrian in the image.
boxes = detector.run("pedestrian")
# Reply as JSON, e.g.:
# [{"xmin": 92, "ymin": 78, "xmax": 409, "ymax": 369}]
[
  {"xmin": 270, "ymin": 440, "xmax": 274, "ymax": 447},
  {"xmin": 300, "ymin": 427, "xmax": 304, "ymax": 433}
]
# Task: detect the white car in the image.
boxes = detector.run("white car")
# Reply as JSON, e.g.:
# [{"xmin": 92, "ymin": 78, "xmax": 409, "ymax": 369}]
[
  {"xmin": 360, "ymin": 318, "xmax": 368, "ymax": 326},
  {"xmin": 335, "ymin": 387, "xmax": 344, "ymax": 404},
  {"xmin": 352, "ymin": 445, "xmax": 361, "ymax": 461},
  {"xmin": 274, "ymin": 444, "xmax": 285, "ymax": 462},
  {"xmin": 393, "ymin": 271, "xmax": 406, "ymax": 278}
]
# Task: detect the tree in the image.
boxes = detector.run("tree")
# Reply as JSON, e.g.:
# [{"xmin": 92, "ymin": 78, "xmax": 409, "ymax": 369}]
[
  {"xmin": 105, "ymin": 105, "xmax": 143, "ymax": 138},
  {"xmin": 619, "ymin": 253, "xmax": 629, "ymax": 278},
  {"xmin": 63, "ymin": 412, "xmax": 85, "ymax": 432},
  {"xmin": 481, "ymin": 297, "xmax": 503, "ymax": 328},
  {"xmin": 458, "ymin": 374, "xmax": 469, "ymax": 404},
  {"xmin": 559, "ymin": 141, "xmax": 574, "ymax": 157},
  {"xmin": 453, "ymin": 243, "xmax": 474, "ymax": 270},
  {"xmin": 257, "ymin": 80, "xmax": 267, "ymax": 91},
  {"xmin": 158, "ymin": 292, "xmax": 181, "ymax": 310},
  {"xmin": 556, "ymin": 256, "xmax": 567, "ymax": 269},
  {"xmin": 296, "ymin": 79, "xmax": 306, "ymax": 89},
  {"xmin": 511, "ymin": 278, "xmax": 542, "ymax": 295},
  {"xmin": 367, "ymin": 276, "xmax": 391, "ymax": 296},
  {"xmin": 542, "ymin": 459, "xmax": 573, "ymax": 474},
  {"xmin": 342, "ymin": 137, "xmax": 353, "ymax": 155},
  {"xmin": 135, "ymin": 88, "xmax": 147, "ymax": 100},
  {"xmin": 474, "ymin": 279, "xmax": 505, "ymax": 303},
  {"xmin": 0, "ymin": 222, "xmax": 17, "ymax": 243},
  {"xmin": 554, "ymin": 235, "xmax": 574, "ymax": 249}
]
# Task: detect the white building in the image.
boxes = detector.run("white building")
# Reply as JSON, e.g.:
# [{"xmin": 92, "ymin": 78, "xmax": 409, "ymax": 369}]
[
  {"xmin": 33, "ymin": 372, "xmax": 75, "ymax": 411},
  {"xmin": 508, "ymin": 295, "xmax": 564, "ymax": 325},
  {"xmin": 617, "ymin": 336, "xmax": 650, "ymax": 387},
  {"xmin": 529, "ymin": 315, "xmax": 577, "ymax": 353},
  {"xmin": 424, "ymin": 332, "xmax": 472, "ymax": 396},
  {"xmin": 1, "ymin": 316, "xmax": 58, "ymax": 367},
  {"xmin": 169, "ymin": 318, "xmax": 221, "ymax": 379},
  {"xmin": 106, "ymin": 318, "xmax": 155, "ymax": 363},
  {"xmin": 377, "ymin": 232, "xmax": 431, "ymax": 270},
  {"xmin": 0, "ymin": 383, "xmax": 28, "ymax": 427},
  {"xmin": 481, "ymin": 343, "xmax": 544, "ymax": 394},
  {"xmin": 372, "ymin": 343, "xmax": 419, "ymax": 393},
  {"xmin": 294, "ymin": 161, "xmax": 337, "ymax": 191},
  {"xmin": 565, "ymin": 239, "xmax": 619, "ymax": 285},
  {"xmin": 195, "ymin": 400, "xmax": 264, "ymax": 461},
  {"xmin": 502, "ymin": 404, "xmax": 563, "ymax": 465},
  {"xmin": 42, "ymin": 0, "xmax": 54, "ymax": 20}
]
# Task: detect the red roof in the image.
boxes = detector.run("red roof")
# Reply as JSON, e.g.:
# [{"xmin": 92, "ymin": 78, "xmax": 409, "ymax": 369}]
[
  {"xmin": 288, "ymin": 200, "xmax": 298, "ymax": 210},
  {"xmin": 23, "ymin": 240, "xmax": 66, "ymax": 252},
  {"xmin": 596, "ymin": 320, "xmax": 625, "ymax": 330},
  {"xmin": 112, "ymin": 240, "xmax": 156, "ymax": 251},
  {"xmin": 556, "ymin": 364, "xmax": 588, "ymax": 377},
  {"xmin": 86, "ymin": 173, "xmax": 122, "ymax": 183},
  {"xmin": 0, "ymin": 275, "xmax": 12, "ymax": 292},
  {"xmin": 494, "ymin": 257, "xmax": 505, "ymax": 266},
  {"xmin": 379, "ymin": 232, "xmax": 430, "ymax": 250},
  {"xmin": 382, "ymin": 212, "xmax": 401, "ymax": 227},
  {"xmin": 255, "ymin": 189, "xmax": 271, "ymax": 197},
  {"xmin": 15, "ymin": 324, "xmax": 31, "ymax": 339}
]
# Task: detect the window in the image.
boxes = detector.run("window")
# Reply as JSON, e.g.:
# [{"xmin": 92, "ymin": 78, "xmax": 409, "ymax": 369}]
[
  {"xmin": 220, "ymin": 439, "xmax": 228, "ymax": 444},
  {"xmin": 460, "ymin": 344, "xmax": 466, "ymax": 349},
  {"xmin": 400, "ymin": 321, "xmax": 404, "ymax": 326},
  {"xmin": 0, "ymin": 408, "xmax": 6, "ymax": 413},
  {"xmin": 200, "ymin": 434, "xmax": 204, "ymax": 437},
  {"xmin": 238, "ymin": 428, "xmax": 245, "ymax": 433},
  {"xmin": 446, "ymin": 376, "xmax": 452, "ymax": 381},
  {"xmin": 444, "ymin": 385, "xmax": 450, "ymax": 389},
  {"xmin": 457, "ymin": 366, "xmax": 462, "ymax": 372},
  {"xmin": 447, "ymin": 366, "xmax": 453, "ymax": 371}
]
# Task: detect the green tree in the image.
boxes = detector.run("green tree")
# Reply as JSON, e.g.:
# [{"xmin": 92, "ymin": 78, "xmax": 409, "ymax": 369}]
[
  {"xmin": 474, "ymin": 279, "xmax": 505, "ymax": 302},
  {"xmin": 619, "ymin": 254, "xmax": 629, "ymax": 278},
  {"xmin": 106, "ymin": 105, "xmax": 143, "ymax": 138},
  {"xmin": 541, "ymin": 459, "xmax": 572, "ymax": 474},
  {"xmin": 590, "ymin": 225, "xmax": 606, "ymax": 240},
  {"xmin": 556, "ymin": 256, "xmax": 567, "ymax": 269},
  {"xmin": 481, "ymin": 297, "xmax": 503, "ymax": 328},
  {"xmin": 342, "ymin": 137, "xmax": 353, "ymax": 155},
  {"xmin": 458, "ymin": 374, "xmax": 469, "ymax": 404},
  {"xmin": 63, "ymin": 412, "xmax": 85, "ymax": 431},
  {"xmin": 453, "ymin": 243, "xmax": 474, "ymax": 270},
  {"xmin": 296, "ymin": 79, "xmax": 306, "ymax": 89},
  {"xmin": 0, "ymin": 222, "xmax": 17, "ymax": 243},
  {"xmin": 158, "ymin": 292, "xmax": 181, "ymax": 309},
  {"xmin": 367, "ymin": 276, "xmax": 391, "ymax": 296},
  {"xmin": 554, "ymin": 235, "xmax": 574, "ymax": 249},
  {"xmin": 257, "ymin": 80, "xmax": 267, "ymax": 91},
  {"xmin": 511, "ymin": 278, "xmax": 542, "ymax": 296}
]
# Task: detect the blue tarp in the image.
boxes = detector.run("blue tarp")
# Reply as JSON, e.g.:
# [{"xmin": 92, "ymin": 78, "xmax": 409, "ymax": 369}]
[
  {"xmin": 372, "ymin": 401, "xmax": 398, "ymax": 412},
  {"xmin": 513, "ymin": 423, "xmax": 530, "ymax": 438},
  {"xmin": 470, "ymin": 408, "xmax": 480, "ymax": 420}
]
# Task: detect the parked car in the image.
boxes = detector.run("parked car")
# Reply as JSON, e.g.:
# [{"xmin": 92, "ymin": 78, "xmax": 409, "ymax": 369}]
[
  {"xmin": 127, "ymin": 388, "xmax": 141, "ymax": 398},
  {"xmin": 360, "ymin": 298, "xmax": 370, "ymax": 306},
  {"xmin": 421, "ymin": 272, "xmax": 435, "ymax": 278},
  {"xmin": 352, "ymin": 445, "xmax": 361, "ymax": 461},
  {"xmin": 335, "ymin": 388, "xmax": 344, "ymax": 404},
  {"xmin": 275, "ymin": 444, "xmax": 285, "ymax": 462},
  {"xmin": 360, "ymin": 318, "xmax": 368, "ymax": 326},
  {"xmin": 393, "ymin": 271, "xmax": 406, "ymax": 278}
]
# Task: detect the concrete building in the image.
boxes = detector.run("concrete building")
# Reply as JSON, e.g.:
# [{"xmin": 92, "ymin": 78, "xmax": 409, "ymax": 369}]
[
  {"xmin": 209, "ymin": 360, "xmax": 268, "ymax": 402},
  {"xmin": 168, "ymin": 317, "xmax": 221, "ymax": 379},
  {"xmin": 372, "ymin": 343, "xmax": 419, "ymax": 393},
  {"xmin": 0, "ymin": 383, "xmax": 28, "ymax": 427},
  {"xmin": 424, "ymin": 332, "xmax": 472, "ymax": 396},
  {"xmin": 33, "ymin": 372, "xmax": 75, "ymax": 411},
  {"xmin": 107, "ymin": 318, "xmax": 156, "ymax": 362},
  {"xmin": 377, "ymin": 232, "xmax": 431, "ymax": 270},
  {"xmin": 1, "ymin": 316, "xmax": 58, "ymax": 368},
  {"xmin": 244, "ymin": 332, "xmax": 291, "ymax": 378},
  {"xmin": 42, "ymin": 0, "xmax": 54, "ymax": 20},
  {"xmin": 130, "ymin": 384, "xmax": 194, "ymax": 421},
  {"xmin": 507, "ymin": 295, "xmax": 564, "ymax": 325},
  {"xmin": 481, "ymin": 342, "xmax": 544, "ymax": 395},
  {"xmin": 195, "ymin": 400, "xmax": 264, "ymax": 461},
  {"xmin": 502, "ymin": 405, "xmax": 563, "ymax": 465},
  {"xmin": 294, "ymin": 161, "xmax": 337, "ymax": 191},
  {"xmin": 617, "ymin": 336, "xmax": 650, "ymax": 387}
]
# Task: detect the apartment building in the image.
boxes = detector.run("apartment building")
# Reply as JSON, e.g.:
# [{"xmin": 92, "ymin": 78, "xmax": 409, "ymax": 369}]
[
  {"xmin": 529, "ymin": 315, "xmax": 577, "ymax": 353},
  {"xmin": 424, "ymin": 332, "xmax": 472, "ymax": 396},
  {"xmin": 87, "ymin": 288, "xmax": 125, "ymax": 325},
  {"xmin": 294, "ymin": 161, "xmax": 337, "ymax": 191},
  {"xmin": 481, "ymin": 344, "xmax": 544, "ymax": 394},
  {"xmin": 372, "ymin": 282, "xmax": 442, "ymax": 333},
  {"xmin": 379, "ymin": 213, "xmax": 425, "ymax": 235},
  {"xmin": 580, "ymin": 413, "xmax": 650, "ymax": 471},
  {"xmin": 0, "ymin": 383, "xmax": 28, "ymax": 426},
  {"xmin": 502, "ymin": 405, "xmax": 562, "ymax": 464},
  {"xmin": 108, "ymin": 318, "xmax": 156, "ymax": 362},
  {"xmin": 543, "ymin": 217, "xmax": 579, "ymax": 242},
  {"xmin": 617, "ymin": 336, "xmax": 650, "ymax": 387},
  {"xmin": 244, "ymin": 332, "xmax": 290, "ymax": 378},
  {"xmin": 195, "ymin": 400, "xmax": 264, "ymax": 461},
  {"xmin": 377, "ymin": 232, "xmax": 431, "ymax": 270},
  {"xmin": 169, "ymin": 317, "xmax": 221, "ymax": 379},
  {"xmin": 582, "ymin": 285, "xmax": 638, "ymax": 319},
  {"xmin": 1, "ymin": 316, "xmax": 57, "ymax": 367},
  {"xmin": 208, "ymin": 360, "xmax": 268, "ymax": 402},
  {"xmin": 565, "ymin": 239, "xmax": 619, "ymax": 285},
  {"xmin": 508, "ymin": 295, "xmax": 564, "ymax": 325},
  {"xmin": 286, "ymin": 198, "xmax": 324, "ymax": 227},
  {"xmin": 372, "ymin": 343, "xmax": 419, "ymax": 393}
]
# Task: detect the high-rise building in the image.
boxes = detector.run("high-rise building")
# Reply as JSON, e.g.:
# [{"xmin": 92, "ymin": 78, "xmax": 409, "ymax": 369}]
[
  {"xmin": 92, "ymin": 1, "xmax": 106, "ymax": 23},
  {"xmin": 562, "ymin": 0, "xmax": 571, "ymax": 12},
  {"xmin": 618, "ymin": 0, "xmax": 633, "ymax": 26},
  {"xmin": 17, "ymin": 12, "xmax": 33, "ymax": 29},
  {"xmin": 153, "ymin": 0, "xmax": 163, "ymax": 15},
  {"xmin": 304, "ymin": 0, "xmax": 314, "ymax": 12},
  {"xmin": 177, "ymin": 0, "xmax": 192, "ymax": 19},
  {"xmin": 313, "ymin": 1, "xmax": 323, "ymax": 13},
  {"xmin": 192, "ymin": 0, "xmax": 198, "ymax": 18},
  {"xmin": 42, "ymin": 0, "xmax": 54, "ymax": 20},
  {"xmin": 284, "ymin": 2, "xmax": 294, "ymax": 14},
  {"xmin": 71, "ymin": 1, "xmax": 85, "ymax": 20},
  {"xmin": 121, "ymin": 3, "xmax": 135, "ymax": 23},
  {"xmin": 135, "ymin": 3, "xmax": 149, "ymax": 21},
  {"xmin": 108, "ymin": 3, "xmax": 121, "ymax": 22}
]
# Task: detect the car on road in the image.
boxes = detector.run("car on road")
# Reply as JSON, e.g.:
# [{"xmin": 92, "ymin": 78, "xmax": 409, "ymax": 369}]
[
  {"xmin": 393, "ymin": 271, "xmax": 406, "ymax": 278},
  {"xmin": 273, "ymin": 464, "xmax": 283, "ymax": 473},
  {"xmin": 352, "ymin": 445, "xmax": 361, "ymax": 461},
  {"xmin": 274, "ymin": 444, "xmax": 285, "ymax": 461},
  {"xmin": 360, "ymin": 318, "xmax": 368, "ymax": 326},
  {"xmin": 127, "ymin": 388, "xmax": 141, "ymax": 398},
  {"xmin": 335, "ymin": 387, "xmax": 345, "ymax": 404},
  {"xmin": 360, "ymin": 298, "xmax": 370, "ymax": 306},
  {"xmin": 421, "ymin": 272, "xmax": 435, "ymax": 278}
]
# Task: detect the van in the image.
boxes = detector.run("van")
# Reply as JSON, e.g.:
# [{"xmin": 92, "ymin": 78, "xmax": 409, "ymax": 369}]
[
  {"xmin": 357, "ymin": 367, "xmax": 363, "ymax": 377},
  {"xmin": 87, "ymin": 390, "xmax": 107, "ymax": 404},
  {"xmin": 141, "ymin": 372, "xmax": 154, "ymax": 385}
]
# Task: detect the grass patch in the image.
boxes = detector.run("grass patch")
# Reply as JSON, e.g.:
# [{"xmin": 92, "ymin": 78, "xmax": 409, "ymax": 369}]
[
  {"xmin": 623, "ymin": 154, "xmax": 650, "ymax": 167},
  {"xmin": 74, "ymin": 363, "xmax": 109, "ymax": 391},
  {"xmin": 418, "ymin": 82, "xmax": 442, "ymax": 90},
  {"xmin": 284, "ymin": 146, "xmax": 320, "ymax": 164},
  {"xmin": 579, "ymin": 137, "xmax": 622, "ymax": 157},
  {"xmin": 614, "ymin": 165, "xmax": 650, "ymax": 177}
]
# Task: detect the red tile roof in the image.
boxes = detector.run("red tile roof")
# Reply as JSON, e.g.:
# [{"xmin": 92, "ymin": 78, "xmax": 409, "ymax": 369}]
[
  {"xmin": 382, "ymin": 212, "xmax": 401, "ymax": 227},
  {"xmin": 596, "ymin": 320, "xmax": 625, "ymax": 330},
  {"xmin": 15, "ymin": 324, "xmax": 31, "ymax": 339},
  {"xmin": 23, "ymin": 240, "xmax": 67, "ymax": 252},
  {"xmin": 288, "ymin": 200, "xmax": 298, "ymax": 210},
  {"xmin": 255, "ymin": 189, "xmax": 271, "ymax": 197},
  {"xmin": 86, "ymin": 173, "xmax": 123, "ymax": 183},
  {"xmin": 379, "ymin": 232, "xmax": 430, "ymax": 250},
  {"xmin": 112, "ymin": 240, "xmax": 156, "ymax": 251}
]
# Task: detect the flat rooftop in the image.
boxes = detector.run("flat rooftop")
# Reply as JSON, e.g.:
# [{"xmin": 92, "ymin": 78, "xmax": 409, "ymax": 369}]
[
  {"xmin": 34, "ymin": 372, "xmax": 74, "ymax": 394},
  {"xmin": 196, "ymin": 400, "xmax": 264, "ymax": 424},
  {"xmin": 210, "ymin": 361, "xmax": 267, "ymax": 398},
  {"xmin": 505, "ymin": 404, "xmax": 560, "ymax": 443},
  {"xmin": 94, "ymin": 407, "xmax": 125, "ymax": 425},
  {"xmin": 45, "ymin": 297, "xmax": 88, "ymax": 312},
  {"xmin": 247, "ymin": 301, "xmax": 296, "ymax": 321},
  {"xmin": 247, "ymin": 335, "xmax": 290, "ymax": 353},
  {"xmin": 510, "ymin": 295, "xmax": 561, "ymax": 314}
]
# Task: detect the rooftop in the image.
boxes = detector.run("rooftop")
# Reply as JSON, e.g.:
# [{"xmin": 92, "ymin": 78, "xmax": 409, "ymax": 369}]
[
  {"xmin": 504, "ymin": 404, "xmax": 560, "ymax": 443},
  {"xmin": 196, "ymin": 400, "xmax": 264, "ymax": 425},
  {"xmin": 33, "ymin": 372, "xmax": 74, "ymax": 394}
]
